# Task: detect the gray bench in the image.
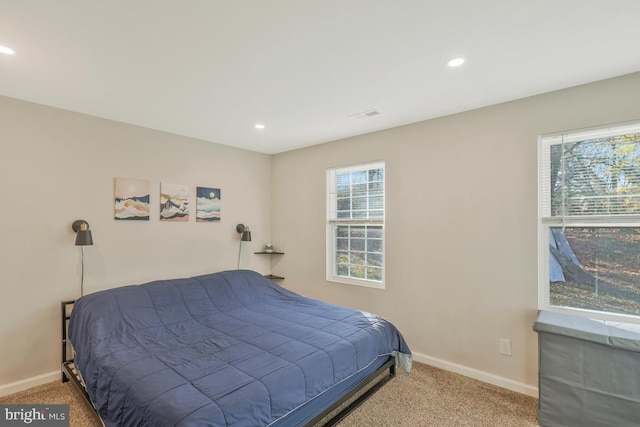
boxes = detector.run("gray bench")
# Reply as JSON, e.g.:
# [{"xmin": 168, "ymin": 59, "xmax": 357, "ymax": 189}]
[{"xmin": 533, "ymin": 310, "xmax": 640, "ymax": 426}]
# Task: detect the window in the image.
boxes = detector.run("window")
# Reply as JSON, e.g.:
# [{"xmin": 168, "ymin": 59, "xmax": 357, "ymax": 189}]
[
  {"xmin": 539, "ymin": 121, "xmax": 640, "ymax": 322},
  {"xmin": 327, "ymin": 162, "xmax": 384, "ymax": 288}
]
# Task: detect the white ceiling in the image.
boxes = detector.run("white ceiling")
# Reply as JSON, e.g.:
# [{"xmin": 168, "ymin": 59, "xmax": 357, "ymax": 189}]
[{"xmin": 1, "ymin": 1, "xmax": 639, "ymax": 154}]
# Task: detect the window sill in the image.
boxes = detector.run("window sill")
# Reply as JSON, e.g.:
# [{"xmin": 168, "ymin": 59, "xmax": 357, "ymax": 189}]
[{"xmin": 326, "ymin": 276, "xmax": 385, "ymax": 290}]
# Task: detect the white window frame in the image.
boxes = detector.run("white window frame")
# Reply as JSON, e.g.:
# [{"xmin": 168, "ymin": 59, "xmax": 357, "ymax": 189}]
[
  {"xmin": 326, "ymin": 161, "xmax": 385, "ymax": 289},
  {"xmin": 538, "ymin": 121, "xmax": 640, "ymax": 323}
]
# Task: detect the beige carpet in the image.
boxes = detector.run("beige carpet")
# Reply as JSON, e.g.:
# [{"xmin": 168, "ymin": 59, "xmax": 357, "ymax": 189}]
[
  {"xmin": 0, "ymin": 363, "xmax": 539, "ymax": 426},
  {"xmin": 339, "ymin": 362, "xmax": 539, "ymax": 427}
]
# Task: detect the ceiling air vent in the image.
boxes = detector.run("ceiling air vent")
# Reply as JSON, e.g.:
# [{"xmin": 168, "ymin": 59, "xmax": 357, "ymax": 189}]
[{"xmin": 349, "ymin": 109, "xmax": 381, "ymax": 119}]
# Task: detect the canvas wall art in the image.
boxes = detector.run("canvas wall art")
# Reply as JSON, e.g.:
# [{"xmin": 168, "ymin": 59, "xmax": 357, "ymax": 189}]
[
  {"xmin": 160, "ymin": 183, "xmax": 189, "ymax": 221},
  {"xmin": 196, "ymin": 187, "xmax": 221, "ymax": 222},
  {"xmin": 114, "ymin": 177, "xmax": 150, "ymax": 220}
]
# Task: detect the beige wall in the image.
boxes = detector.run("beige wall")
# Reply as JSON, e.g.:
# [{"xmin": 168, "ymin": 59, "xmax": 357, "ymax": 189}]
[
  {"xmin": 271, "ymin": 72, "xmax": 640, "ymax": 391},
  {"xmin": 0, "ymin": 96, "xmax": 272, "ymax": 389},
  {"xmin": 2, "ymin": 72, "xmax": 639, "ymax": 395}
]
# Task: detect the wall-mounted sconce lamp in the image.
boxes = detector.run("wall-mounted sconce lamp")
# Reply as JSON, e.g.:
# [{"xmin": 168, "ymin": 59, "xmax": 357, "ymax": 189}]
[
  {"xmin": 72, "ymin": 220, "xmax": 94, "ymax": 246},
  {"xmin": 236, "ymin": 224, "xmax": 251, "ymax": 269},
  {"xmin": 236, "ymin": 224, "xmax": 252, "ymax": 242},
  {"xmin": 72, "ymin": 220, "xmax": 94, "ymax": 296}
]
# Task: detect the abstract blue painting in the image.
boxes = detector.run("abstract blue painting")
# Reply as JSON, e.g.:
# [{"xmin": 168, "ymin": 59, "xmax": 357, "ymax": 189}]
[{"xmin": 196, "ymin": 187, "xmax": 221, "ymax": 222}]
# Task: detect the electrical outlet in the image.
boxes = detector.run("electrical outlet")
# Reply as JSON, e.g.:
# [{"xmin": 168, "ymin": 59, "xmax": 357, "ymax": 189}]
[{"xmin": 499, "ymin": 338, "xmax": 512, "ymax": 356}]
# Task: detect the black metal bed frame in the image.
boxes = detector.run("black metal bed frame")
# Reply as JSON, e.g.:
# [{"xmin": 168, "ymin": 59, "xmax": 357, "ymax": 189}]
[
  {"xmin": 61, "ymin": 300, "xmax": 104, "ymax": 426},
  {"xmin": 61, "ymin": 300, "xmax": 396, "ymax": 426},
  {"xmin": 303, "ymin": 357, "xmax": 395, "ymax": 427}
]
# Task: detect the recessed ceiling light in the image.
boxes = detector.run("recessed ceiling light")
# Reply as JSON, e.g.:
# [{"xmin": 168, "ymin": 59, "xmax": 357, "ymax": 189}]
[
  {"xmin": 0, "ymin": 45, "xmax": 15, "ymax": 55},
  {"xmin": 447, "ymin": 57, "xmax": 465, "ymax": 68},
  {"xmin": 254, "ymin": 123, "xmax": 265, "ymax": 129}
]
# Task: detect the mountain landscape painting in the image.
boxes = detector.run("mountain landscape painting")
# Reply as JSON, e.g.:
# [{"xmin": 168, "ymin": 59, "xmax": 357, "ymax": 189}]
[
  {"xmin": 196, "ymin": 187, "xmax": 221, "ymax": 222},
  {"xmin": 114, "ymin": 177, "xmax": 150, "ymax": 220},
  {"xmin": 160, "ymin": 183, "xmax": 189, "ymax": 221}
]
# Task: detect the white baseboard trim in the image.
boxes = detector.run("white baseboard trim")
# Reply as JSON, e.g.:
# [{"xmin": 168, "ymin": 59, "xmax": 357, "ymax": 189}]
[
  {"xmin": 412, "ymin": 351, "xmax": 539, "ymax": 398},
  {"xmin": 0, "ymin": 370, "xmax": 60, "ymax": 398}
]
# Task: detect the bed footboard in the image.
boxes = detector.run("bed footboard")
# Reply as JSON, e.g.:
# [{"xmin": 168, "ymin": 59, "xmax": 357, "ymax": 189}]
[
  {"xmin": 61, "ymin": 357, "xmax": 396, "ymax": 427},
  {"xmin": 304, "ymin": 356, "xmax": 396, "ymax": 427}
]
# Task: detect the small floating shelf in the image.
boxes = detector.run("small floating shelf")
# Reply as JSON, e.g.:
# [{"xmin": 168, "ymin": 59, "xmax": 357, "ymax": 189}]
[{"xmin": 254, "ymin": 251, "xmax": 285, "ymax": 281}]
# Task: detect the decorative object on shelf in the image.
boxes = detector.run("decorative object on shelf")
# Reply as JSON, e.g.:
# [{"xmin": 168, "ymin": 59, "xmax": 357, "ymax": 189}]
[
  {"xmin": 72, "ymin": 219, "xmax": 94, "ymax": 296},
  {"xmin": 196, "ymin": 187, "xmax": 221, "ymax": 222},
  {"xmin": 236, "ymin": 224, "xmax": 251, "ymax": 269},
  {"xmin": 114, "ymin": 177, "xmax": 150, "ymax": 220},
  {"xmin": 160, "ymin": 182, "xmax": 189, "ymax": 221},
  {"xmin": 264, "ymin": 244, "xmax": 274, "ymax": 253}
]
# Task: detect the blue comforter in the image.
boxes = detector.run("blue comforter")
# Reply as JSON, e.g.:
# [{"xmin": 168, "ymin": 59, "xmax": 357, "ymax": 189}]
[{"xmin": 69, "ymin": 270, "xmax": 411, "ymax": 426}]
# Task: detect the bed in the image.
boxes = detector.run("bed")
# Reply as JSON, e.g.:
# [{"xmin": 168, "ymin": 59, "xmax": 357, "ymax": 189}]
[{"xmin": 65, "ymin": 269, "xmax": 411, "ymax": 426}]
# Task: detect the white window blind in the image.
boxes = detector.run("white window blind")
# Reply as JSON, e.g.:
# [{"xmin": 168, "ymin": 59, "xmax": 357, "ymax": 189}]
[{"xmin": 540, "ymin": 122, "xmax": 640, "ymax": 221}]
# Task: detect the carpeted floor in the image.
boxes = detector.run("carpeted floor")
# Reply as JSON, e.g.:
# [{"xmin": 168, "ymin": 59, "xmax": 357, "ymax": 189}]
[
  {"xmin": 0, "ymin": 362, "xmax": 539, "ymax": 426},
  {"xmin": 339, "ymin": 362, "xmax": 539, "ymax": 426}
]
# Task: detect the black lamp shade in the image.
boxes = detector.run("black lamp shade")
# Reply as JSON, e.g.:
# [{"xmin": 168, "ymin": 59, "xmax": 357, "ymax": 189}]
[
  {"xmin": 75, "ymin": 229, "xmax": 93, "ymax": 246},
  {"xmin": 72, "ymin": 220, "xmax": 94, "ymax": 246}
]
